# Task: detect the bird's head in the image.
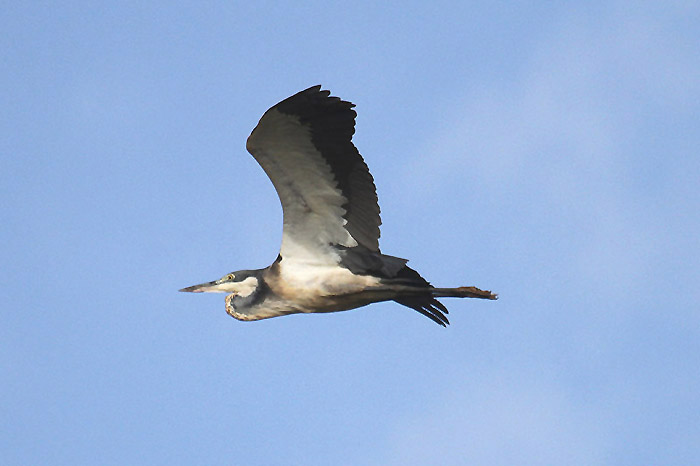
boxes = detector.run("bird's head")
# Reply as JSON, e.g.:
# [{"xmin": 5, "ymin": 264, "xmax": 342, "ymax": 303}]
[
  {"xmin": 179, "ymin": 270, "xmax": 260, "ymax": 296},
  {"xmin": 180, "ymin": 269, "xmax": 265, "ymax": 321}
]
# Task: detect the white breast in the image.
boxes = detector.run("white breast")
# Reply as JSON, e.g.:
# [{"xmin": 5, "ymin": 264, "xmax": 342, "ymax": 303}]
[{"xmin": 277, "ymin": 259, "xmax": 381, "ymax": 298}]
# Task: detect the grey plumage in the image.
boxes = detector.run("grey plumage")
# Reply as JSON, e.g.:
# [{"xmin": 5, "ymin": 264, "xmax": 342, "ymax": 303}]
[
  {"xmin": 272, "ymin": 86, "xmax": 381, "ymax": 251},
  {"xmin": 180, "ymin": 86, "xmax": 496, "ymax": 326}
]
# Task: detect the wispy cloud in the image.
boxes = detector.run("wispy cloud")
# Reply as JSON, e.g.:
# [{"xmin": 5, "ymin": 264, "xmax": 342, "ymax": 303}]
[
  {"xmin": 381, "ymin": 5, "xmax": 700, "ymax": 464},
  {"xmin": 378, "ymin": 366, "xmax": 610, "ymax": 466},
  {"xmin": 396, "ymin": 4, "xmax": 698, "ymax": 295}
]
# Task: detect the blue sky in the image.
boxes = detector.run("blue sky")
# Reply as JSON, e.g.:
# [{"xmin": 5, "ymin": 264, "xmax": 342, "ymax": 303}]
[{"xmin": 2, "ymin": 1, "xmax": 699, "ymax": 465}]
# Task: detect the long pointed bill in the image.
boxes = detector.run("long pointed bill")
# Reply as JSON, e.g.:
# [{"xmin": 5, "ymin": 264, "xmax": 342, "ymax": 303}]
[{"xmin": 179, "ymin": 280, "xmax": 221, "ymax": 293}]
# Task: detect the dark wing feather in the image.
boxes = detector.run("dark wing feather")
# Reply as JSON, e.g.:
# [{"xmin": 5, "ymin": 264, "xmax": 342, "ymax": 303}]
[{"xmin": 247, "ymin": 86, "xmax": 381, "ymax": 262}]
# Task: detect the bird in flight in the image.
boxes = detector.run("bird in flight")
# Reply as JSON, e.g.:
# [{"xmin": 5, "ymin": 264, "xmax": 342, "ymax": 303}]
[{"xmin": 180, "ymin": 86, "xmax": 496, "ymax": 326}]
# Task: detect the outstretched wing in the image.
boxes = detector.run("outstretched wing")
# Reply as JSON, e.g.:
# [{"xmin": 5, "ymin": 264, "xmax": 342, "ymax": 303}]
[{"xmin": 246, "ymin": 86, "xmax": 381, "ymax": 264}]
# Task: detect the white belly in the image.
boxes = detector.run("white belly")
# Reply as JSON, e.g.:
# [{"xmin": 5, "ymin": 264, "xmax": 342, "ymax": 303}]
[{"xmin": 273, "ymin": 260, "xmax": 382, "ymax": 308}]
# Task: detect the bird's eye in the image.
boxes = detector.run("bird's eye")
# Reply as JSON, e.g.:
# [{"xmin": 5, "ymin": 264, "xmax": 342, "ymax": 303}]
[{"xmin": 227, "ymin": 274, "xmax": 235, "ymax": 281}]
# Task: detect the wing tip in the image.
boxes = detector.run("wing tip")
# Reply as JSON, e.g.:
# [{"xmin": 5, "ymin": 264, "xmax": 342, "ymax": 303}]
[{"xmin": 274, "ymin": 85, "xmax": 356, "ymax": 115}]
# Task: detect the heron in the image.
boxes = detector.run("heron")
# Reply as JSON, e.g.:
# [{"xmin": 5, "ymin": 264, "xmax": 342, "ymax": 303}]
[{"xmin": 180, "ymin": 86, "xmax": 496, "ymax": 326}]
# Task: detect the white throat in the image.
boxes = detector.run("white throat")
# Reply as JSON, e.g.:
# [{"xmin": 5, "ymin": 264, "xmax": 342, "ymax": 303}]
[{"xmin": 218, "ymin": 276, "xmax": 258, "ymax": 297}]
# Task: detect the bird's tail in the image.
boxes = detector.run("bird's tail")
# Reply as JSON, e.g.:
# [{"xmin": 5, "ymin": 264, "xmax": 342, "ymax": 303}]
[
  {"xmin": 392, "ymin": 286, "xmax": 496, "ymax": 327},
  {"xmin": 380, "ymin": 265, "xmax": 496, "ymax": 326}
]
